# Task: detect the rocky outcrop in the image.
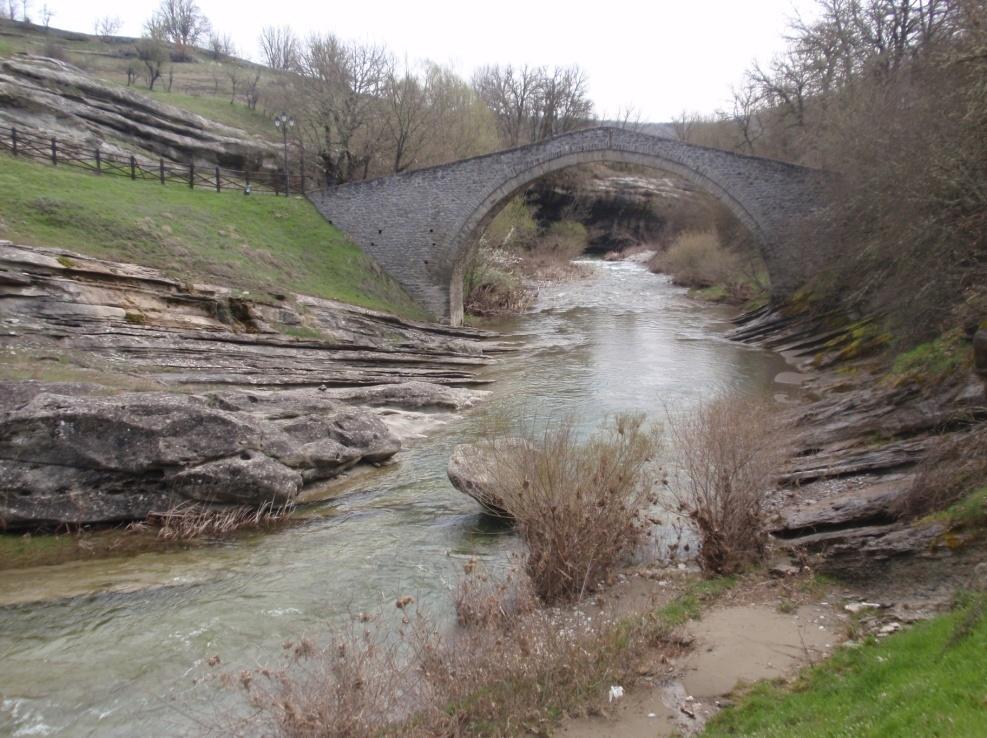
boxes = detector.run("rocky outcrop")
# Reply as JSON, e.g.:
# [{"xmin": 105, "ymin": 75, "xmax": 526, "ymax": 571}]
[
  {"xmin": 527, "ymin": 163, "xmax": 702, "ymax": 253},
  {"xmin": 0, "ymin": 383, "xmax": 400, "ymax": 528},
  {"xmin": 732, "ymin": 307, "xmax": 987, "ymax": 569},
  {"xmin": 447, "ymin": 440, "xmax": 531, "ymax": 516},
  {"xmin": 0, "ymin": 56, "xmax": 278, "ymax": 168},
  {"xmin": 0, "ymin": 242, "xmax": 501, "ymax": 528}
]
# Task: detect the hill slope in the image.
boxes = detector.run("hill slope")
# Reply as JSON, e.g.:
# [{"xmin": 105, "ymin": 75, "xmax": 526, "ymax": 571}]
[{"xmin": 0, "ymin": 152, "xmax": 426, "ymax": 319}]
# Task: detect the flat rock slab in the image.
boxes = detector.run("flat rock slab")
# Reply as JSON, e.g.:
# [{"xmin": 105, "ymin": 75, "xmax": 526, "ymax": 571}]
[
  {"xmin": 0, "ymin": 383, "xmax": 401, "ymax": 528},
  {"xmin": 772, "ymin": 478, "xmax": 909, "ymax": 534}
]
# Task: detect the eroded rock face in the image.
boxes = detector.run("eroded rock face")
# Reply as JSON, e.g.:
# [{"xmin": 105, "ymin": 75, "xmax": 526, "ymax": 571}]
[
  {"xmin": 0, "ymin": 385, "xmax": 400, "ymax": 528},
  {"xmin": 447, "ymin": 440, "xmax": 531, "ymax": 517},
  {"xmin": 0, "ymin": 56, "xmax": 279, "ymax": 168}
]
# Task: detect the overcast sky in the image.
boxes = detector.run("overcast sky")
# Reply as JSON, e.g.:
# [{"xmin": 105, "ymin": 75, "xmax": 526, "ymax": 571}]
[{"xmin": 36, "ymin": 0, "xmax": 818, "ymax": 121}]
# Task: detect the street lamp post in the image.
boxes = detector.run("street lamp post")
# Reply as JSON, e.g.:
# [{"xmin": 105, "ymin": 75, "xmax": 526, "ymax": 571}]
[{"xmin": 273, "ymin": 112, "xmax": 294, "ymax": 196}]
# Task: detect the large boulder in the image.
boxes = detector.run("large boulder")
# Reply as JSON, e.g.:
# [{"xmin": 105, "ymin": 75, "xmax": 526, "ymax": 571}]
[
  {"xmin": 447, "ymin": 439, "xmax": 531, "ymax": 517},
  {"xmin": 0, "ymin": 384, "xmax": 401, "ymax": 528}
]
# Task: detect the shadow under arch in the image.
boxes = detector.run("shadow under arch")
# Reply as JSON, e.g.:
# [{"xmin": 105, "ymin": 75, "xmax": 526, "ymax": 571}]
[{"xmin": 447, "ymin": 149, "xmax": 771, "ymax": 326}]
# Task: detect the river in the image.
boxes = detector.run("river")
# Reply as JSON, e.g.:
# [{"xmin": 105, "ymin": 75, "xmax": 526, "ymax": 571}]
[{"xmin": 0, "ymin": 260, "xmax": 795, "ymax": 737}]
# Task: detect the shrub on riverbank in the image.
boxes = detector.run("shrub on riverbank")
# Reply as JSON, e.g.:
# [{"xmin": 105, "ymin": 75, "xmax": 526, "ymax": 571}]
[
  {"xmin": 231, "ymin": 571, "xmax": 736, "ymax": 737},
  {"xmin": 648, "ymin": 230, "xmax": 766, "ymax": 304},
  {"xmin": 668, "ymin": 396, "xmax": 789, "ymax": 575},
  {"xmin": 485, "ymin": 414, "xmax": 661, "ymax": 603}
]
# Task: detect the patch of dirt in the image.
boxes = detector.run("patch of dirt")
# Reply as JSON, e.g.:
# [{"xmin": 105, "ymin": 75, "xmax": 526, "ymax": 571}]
[{"xmin": 558, "ymin": 577, "xmax": 846, "ymax": 737}]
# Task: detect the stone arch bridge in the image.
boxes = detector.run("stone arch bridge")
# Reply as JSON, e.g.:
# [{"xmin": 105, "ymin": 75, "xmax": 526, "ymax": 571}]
[{"xmin": 309, "ymin": 127, "xmax": 827, "ymax": 325}]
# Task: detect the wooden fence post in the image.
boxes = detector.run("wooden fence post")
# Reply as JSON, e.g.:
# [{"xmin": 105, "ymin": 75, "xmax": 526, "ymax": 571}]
[
  {"xmin": 215, "ymin": 166, "xmax": 221, "ymax": 192},
  {"xmin": 189, "ymin": 162, "xmax": 195, "ymax": 189},
  {"xmin": 95, "ymin": 148, "xmax": 101, "ymax": 174},
  {"xmin": 10, "ymin": 127, "xmax": 17, "ymax": 156},
  {"xmin": 130, "ymin": 156, "xmax": 136, "ymax": 180},
  {"xmin": 50, "ymin": 137, "xmax": 57, "ymax": 165},
  {"xmin": 159, "ymin": 159, "xmax": 165, "ymax": 185}
]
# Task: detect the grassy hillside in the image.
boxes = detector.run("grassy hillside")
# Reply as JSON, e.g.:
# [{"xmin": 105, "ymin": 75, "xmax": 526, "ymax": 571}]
[
  {"xmin": 0, "ymin": 152, "xmax": 427, "ymax": 319},
  {"xmin": 0, "ymin": 18, "xmax": 285, "ymax": 141}
]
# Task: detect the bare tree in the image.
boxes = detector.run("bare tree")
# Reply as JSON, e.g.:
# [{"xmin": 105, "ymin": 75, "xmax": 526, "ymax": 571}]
[
  {"xmin": 227, "ymin": 64, "xmax": 242, "ymax": 103},
  {"xmin": 473, "ymin": 64, "xmax": 542, "ymax": 146},
  {"xmin": 728, "ymin": 80, "xmax": 763, "ymax": 153},
  {"xmin": 384, "ymin": 63, "xmax": 433, "ymax": 172},
  {"xmin": 39, "ymin": 2, "xmax": 52, "ymax": 29},
  {"xmin": 530, "ymin": 65, "xmax": 593, "ymax": 140},
  {"xmin": 259, "ymin": 25, "xmax": 299, "ymax": 71},
  {"xmin": 208, "ymin": 32, "xmax": 235, "ymax": 60},
  {"xmin": 2, "ymin": 1, "xmax": 18, "ymax": 21},
  {"xmin": 300, "ymin": 34, "xmax": 393, "ymax": 183},
  {"xmin": 136, "ymin": 21, "xmax": 168, "ymax": 90},
  {"xmin": 243, "ymin": 71, "xmax": 262, "ymax": 110},
  {"xmin": 94, "ymin": 16, "xmax": 121, "ymax": 41},
  {"xmin": 149, "ymin": 0, "xmax": 210, "ymax": 60}
]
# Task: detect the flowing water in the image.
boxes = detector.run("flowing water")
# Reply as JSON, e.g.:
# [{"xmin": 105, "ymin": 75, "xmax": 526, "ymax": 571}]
[{"xmin": 0, "ymin": 260, "xmax": 795, "ymax": 737}]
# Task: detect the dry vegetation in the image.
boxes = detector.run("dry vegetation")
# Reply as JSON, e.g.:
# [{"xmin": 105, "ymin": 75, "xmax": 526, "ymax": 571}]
[
  {"xmin": 678, "ymin": 0, "xmax": 987, "ymax": 344},
  {"xmin": 128, "ymin": 501, "xmax": 294, "ymax": 540},
  {"xmin": 227, "ymin": 565, "xmax": 721, "ymax": 738},
  {"xmin": 892, "ymin": 425, "xmax": 987, "ymax": 522},
  {"xmin": 667, "ymin": 397, "xmax": 790, "ymax": 575},
  {"xmin": 483, "ymin": 415, "xmax": 661, "ymax": 603},
  {"xmin": 463, "ymin": 197, "xmax": 594, "ymax": 317}
]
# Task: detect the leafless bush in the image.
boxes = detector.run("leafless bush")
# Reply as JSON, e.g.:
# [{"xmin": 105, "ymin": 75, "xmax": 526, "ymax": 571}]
[
  {"xmin": 128, "ymin": 500, "xmax": 293, "ymax": 540},
  {"xmin": 486, "ymin": 414, "xmax": 661, "ymax": 603},
  {"xmin": 235, "ymin": 572, "xmax": 669, "ymax": 737},
  {"xmin": 668, "ymin": 396, "xmax": 789, "ymax": 575},
  {"xmin": 453, "ymin": 559, "xmax": 536, "ymax": 627},
  {"xmin": 649, "ymin": 231, "xmax": 740, "ymax": 288},
  {"xmin": 893, "ymin": 425, "xmax": 987, "ymax": 520},
  {"xmin": 94, "ymin": 15, "xmax": 121, "ymax": 41}
]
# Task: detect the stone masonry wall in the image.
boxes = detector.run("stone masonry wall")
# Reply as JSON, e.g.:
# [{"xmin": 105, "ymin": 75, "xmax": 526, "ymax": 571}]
[{"xmin": 308, "ymin": 127, "xmax": 828, "ymax": 324}]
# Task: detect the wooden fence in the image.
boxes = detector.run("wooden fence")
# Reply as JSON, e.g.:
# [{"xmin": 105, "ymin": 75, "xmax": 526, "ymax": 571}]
[{"xmin": 0, "ymin": 124, "xmax": 321, "ymax": 196}]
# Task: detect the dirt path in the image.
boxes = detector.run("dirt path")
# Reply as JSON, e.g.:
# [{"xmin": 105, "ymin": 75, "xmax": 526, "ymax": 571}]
[{"xmin": 558, "ymin": 598, "xmax": 843, "ymax": 737}]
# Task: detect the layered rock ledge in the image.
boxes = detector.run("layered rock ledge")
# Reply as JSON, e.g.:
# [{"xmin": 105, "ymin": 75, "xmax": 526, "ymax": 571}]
[{"xmin": 0, "ymin": 242, "xmax": 503, "ymax": 528}]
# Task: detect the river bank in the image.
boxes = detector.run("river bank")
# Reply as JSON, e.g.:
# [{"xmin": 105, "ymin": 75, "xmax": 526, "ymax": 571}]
[{"xmin": 3, "ymin": 252, "xmax": 982, "ymax": 736}]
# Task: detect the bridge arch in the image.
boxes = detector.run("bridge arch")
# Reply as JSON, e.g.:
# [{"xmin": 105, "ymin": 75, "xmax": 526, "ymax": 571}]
[{"xmin": 310, "ymin": 128, "xmax": 825, "ymax": 325}]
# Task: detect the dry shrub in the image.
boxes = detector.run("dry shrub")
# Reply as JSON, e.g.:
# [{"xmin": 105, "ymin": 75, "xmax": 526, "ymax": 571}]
[
  {"xmin": 453, "ymin": 559, "xmax": 537, "ymax": 627},
  {"xmin": 129, "ymin": 501, "xmax": 293, "ymax": 540},
  {"xmin": 231, "ymin": 616, "xmax": 426, "ymax": 738},
  {"xmin": 488, "ymin": 414, "xmax": 661, "ymax": 603},
  {"xmin": 462, "ymin": 258, "xmax": 535, "ymax": 316},
  {"xmin": 892, "ymin": 425, "xmax": 987, "ymax": 520},
  {"xmin": 649, "ymin": 231, "xmax": 745, "ymax": 290},
  {"xmin": 235, "ymin": 568, "xmax": 671, "ymax": 738},
  {"xmin": 668, "ymin": 396, "xmax": 789, "ymax": 575}
]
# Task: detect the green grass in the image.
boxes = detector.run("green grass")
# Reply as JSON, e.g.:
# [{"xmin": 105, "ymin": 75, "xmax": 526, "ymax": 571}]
[
  {"xmin": 888, "ymin": 329, "xmax": 969, "ymax": 384},
  {"xmin": 656, "ymin": 576, "xmax": 737, "ymax": 627},
  {"xmin": 925, "ymin": 486, "xmax": 987, "ymax": 531},
  {"xmin": 142, "ymin": 89, "xmax": 277, "ymax": 138},
  {"xmin": 0, "ymin": 152, "xmax": 427, "ymax": 319},
  {"xmin": 704, "ymin": 596, "xmax": 987, "ymax": 737}
]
